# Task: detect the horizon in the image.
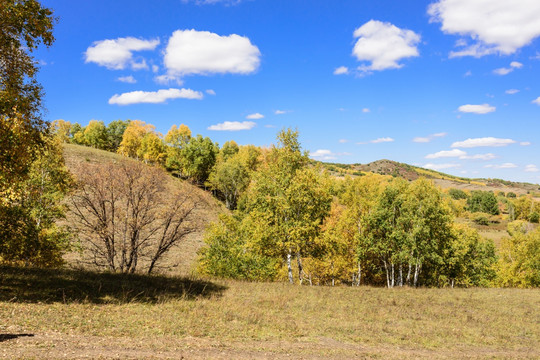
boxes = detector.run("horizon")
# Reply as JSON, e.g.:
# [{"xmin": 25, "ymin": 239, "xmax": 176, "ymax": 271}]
[{"xmin": 36, "ymin": 0, "xmax": 540, "ymax": 183}]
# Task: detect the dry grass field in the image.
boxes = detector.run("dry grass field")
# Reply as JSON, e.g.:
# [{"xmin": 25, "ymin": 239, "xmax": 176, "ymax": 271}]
[{"xmin": 1, "ymin": 266, "xmax": 539, "ymax": 359}]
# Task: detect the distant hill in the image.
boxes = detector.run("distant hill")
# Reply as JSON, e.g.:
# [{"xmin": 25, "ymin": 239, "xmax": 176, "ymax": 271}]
[{"xmin": 319, "ymin": 159, "xmax": 540, "ymax": 197}]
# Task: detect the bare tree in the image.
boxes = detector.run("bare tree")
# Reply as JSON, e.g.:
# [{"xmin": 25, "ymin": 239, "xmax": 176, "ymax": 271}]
[{"xmin": 69, "ymin": 160, "xmax": 199, "ymax": 274}]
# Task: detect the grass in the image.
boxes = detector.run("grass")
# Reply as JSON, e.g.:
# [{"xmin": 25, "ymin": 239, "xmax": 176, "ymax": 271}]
[{"xmin": 1, "ymin": 267, "xmax": 539, "ymax": 358}]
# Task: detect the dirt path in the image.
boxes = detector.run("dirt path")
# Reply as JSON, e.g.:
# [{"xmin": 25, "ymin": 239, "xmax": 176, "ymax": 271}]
[{"xmin": 2, "ymin": 331, "xmax": 537, "ymax": 359}]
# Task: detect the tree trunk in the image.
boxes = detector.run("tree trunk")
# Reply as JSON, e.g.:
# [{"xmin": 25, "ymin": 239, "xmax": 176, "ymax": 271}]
[
  {"xmin": 357, "ymin": 262, "xmax": 362, "ymax": 286},
  {"xmin": 287, "ymin": 252, "xmax": 293, "ymax": 284},
  {"xmin": 399, "ymin": 264, "xmax": 403, "ymax": 287},
  {"xmin": 383, "ymin": 260, "xmax": 390, "ymax": 288},
  {"xmin": 391, "ymin": 262, "xmax": 395, "ymax": 288},
  {"xmin": 406, "ymin": 262, "xmax": 412, "ymax": 286},
  {"xmin": 413, "ymin": 259, "xmax": 421, "ymax": 287},
  {"xmin": 297, "ymin": 253, "xmax": 304, "ymax": 285}
]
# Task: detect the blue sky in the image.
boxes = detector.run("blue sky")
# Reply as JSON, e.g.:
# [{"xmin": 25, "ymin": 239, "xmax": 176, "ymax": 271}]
[{"xmin": 36, "ymin": 0, "xmax": 540, "ymax": 183}]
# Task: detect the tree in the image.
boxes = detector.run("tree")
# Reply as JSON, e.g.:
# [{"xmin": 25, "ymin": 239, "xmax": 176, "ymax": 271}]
[
  {"xmin": 50, "ymin": 119, "xmax": 72, "ymax": 143},
  {"xmin": 164, "ymin": 124, "xmax": 191, "ymax": 175},
  {"xmin": 106, "ymin": 119, "xmax": 130, "ymax": 151},
  {"xmin": 0, "ymin": 0, "xmax": 56, "ymax": 197},
  {"xmin": 83, "ymin": 120, "xmax": 108, "ymax": 149},
  {"xmin": 467, "ymin": 191, "xmax": 500, "ymax": 215},
  {"xmin": 0, "ymin": 135, "xmax": 72, "ymax": 267},
  {"xmin": 118, "ymin": 120, "xmax": 154, "ymax": 159},
  {"xmin": 138, "ymin": 132, "xmax": 166, "ymax": 165},
  {"xmin": 181, "ymin": 134, "xmax": 219, "ymax": 186},
  {"xmin": 69, "ymin": 160, "xmax": 200, "ymax": 274}
]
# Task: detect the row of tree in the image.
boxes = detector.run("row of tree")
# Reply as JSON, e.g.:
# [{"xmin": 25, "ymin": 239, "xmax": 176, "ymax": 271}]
[{"xmin": 198, "ymin": 130, "xmax": 504, "ymax": 287}]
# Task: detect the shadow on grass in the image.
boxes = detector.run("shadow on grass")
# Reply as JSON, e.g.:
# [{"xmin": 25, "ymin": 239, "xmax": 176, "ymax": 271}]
[
  {"xmin": 0, "ymin": 334, "xmax": 34, "ymax": 342},
  {"xmin": 0, "ymin": 266, "xmax": 226, "ymax": 304}
]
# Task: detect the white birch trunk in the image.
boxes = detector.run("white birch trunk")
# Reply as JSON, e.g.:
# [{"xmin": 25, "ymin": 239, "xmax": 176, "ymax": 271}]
[{"xmin": 287, "ymin": 252, "xmax": 293, "ymax": 284}]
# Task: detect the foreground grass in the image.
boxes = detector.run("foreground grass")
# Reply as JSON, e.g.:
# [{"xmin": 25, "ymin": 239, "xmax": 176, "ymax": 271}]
[{"xmin": 1, "ymin": 267, "xmax": 539, "ymax": 358}]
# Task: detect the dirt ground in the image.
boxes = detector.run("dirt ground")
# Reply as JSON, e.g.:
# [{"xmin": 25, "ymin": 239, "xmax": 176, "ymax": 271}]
[{"xmin": 2, "ymin": 331, "xmax": 538, "ymax": 359}]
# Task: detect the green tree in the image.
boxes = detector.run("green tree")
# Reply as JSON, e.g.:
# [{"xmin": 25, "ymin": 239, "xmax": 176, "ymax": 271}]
[
  {"xmin": 497, "ymin": 226, "xmax": 540, "ymax": 287},
  {"xmin": 83, "ymin": 120, "xmax": 108, "ymax": 149},
  {"xmin": 106, "ymin": 119, "xmax": 130, "ymax": 151},
  {"xmin": 0, "ymin": 0, "xmax": 56, "ymax": 197},
  {"xmin": 181, "ymin": 134, "xmax": 219, "ymax": 185},
  {"xmin": 164, "ymin": 124, "xmax": 191, "ymax": 174},
  {"xmin": 467, "ymin": 191, "xmax": 500, "ymax": 215}
]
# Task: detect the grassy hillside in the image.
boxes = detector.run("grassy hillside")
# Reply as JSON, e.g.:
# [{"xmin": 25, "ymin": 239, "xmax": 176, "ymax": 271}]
[
  {"xmin": 320, "ymin": 159, "xmax": 540, "ymax": 196},
  {"xmin": 1, "ymin": 266, "xmax": 539, "ymax": 359},
  {"xmin": 63, "ymin": 144, "xmax": 223, "ymax": 276}
]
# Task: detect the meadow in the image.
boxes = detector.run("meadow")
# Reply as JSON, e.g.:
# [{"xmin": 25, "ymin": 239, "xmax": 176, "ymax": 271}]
[{"xmin": 1, "ymin": 266, "xmax": 539, "ymax": 359}]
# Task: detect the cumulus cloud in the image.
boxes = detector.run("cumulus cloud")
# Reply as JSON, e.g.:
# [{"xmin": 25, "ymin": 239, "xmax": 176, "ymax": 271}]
[
  {"xmin": 163, "ymin": 30, "xmax": 260, "ymax": 81},
  {"xmin": 520, "ymin": 141, "xmax": 531, "ymax": 146},
  {"xmin": 425, "ymin": 149, "xmax": 466, "ymax": 159},
  {"xmin": 506, "ymin": 89, "xmax": 519, "ymax": 95},
  {"xmin": 484, "ymin": 163, "xmax": 518, "ymax": 169},
  {"xmin": 460, "ymin": 153, "xmax": 497, "ymax": 161},
  {"xmin": 532, "ymin": 97, "xmax": 540, "ymax": 105},
  {"xmin": 206, "ymin": 89, "xmax": 216, "ymax": 95},
  {"xmin": 525, "ymin": 164, "xmax": 539, "ymax": 172},
  {"xmin": 108, "ymin": 88, "xmax": 203, "ymax": 105},
  {"xmin": 428, "ymin": 0, "xmax": 540, "ymax": 57},
  {"xmin": 457, "ymin": 104, "xmax": 495, "ymax": 114},
  {"xmin": 85, "ymin": 37, "xmax": 160, "ymax": 70},
  {"xmin": 274, "ymin": 110, "xmax": 289, "ymax": 115},
  {"xmin": 451, "ymin": 137, "xmax": 516, "ymax": 148},
  {"xmin": 413, "ymin": 132, "xmax": 447, "ymax": 143},
  {"xmin": 310, "ymin": 149, "xmax": 351, "ymax": 161},
  {"xmin": 358, "ymin": 137, "xmax": 394, "ymax": 145},
  {"xmin": 423, "ymin": 163, "xmax": 461, "ymax": 170},
  {"xmin": 352, "ymin": 20, "xmax": 420, "ymax": 72},
  {"xmin": 493, "ymin": 61, "xmax": 523, "ymax": 75},
  {"xmin": 246, "ymin": 113, "xmax": 264, "ymax": 120},
  {"xmin": 334, "ymin": 66, "xmax": 349, "ymax": 75},
  {"xmin": 207, "ymin": 121, "xmax": 255, "ymax": 131},
  {"xmin": 117, "ymin": 75, "xmax": 137, "ymax": 84}
]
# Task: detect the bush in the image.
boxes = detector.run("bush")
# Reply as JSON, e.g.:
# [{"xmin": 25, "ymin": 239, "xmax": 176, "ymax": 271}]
[
  {"xmin": 507, "ymin": 192, "xmax": 517, "ymax": 198},
  {"xmin": 448, "ymin": 188, "xmax": 468, "ymax": 200},
  {"xmin": 472, "ymin": 213, "xmax": 490, "ymax": 226},
  {"xmin": 528, "ymin": 212, "xmax": 540, "ymax": 224}
]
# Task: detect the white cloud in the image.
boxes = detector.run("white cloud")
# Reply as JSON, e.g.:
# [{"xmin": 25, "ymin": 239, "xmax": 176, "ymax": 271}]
[
  {"xmin": 246, "ymin": 112, "xmax": 264, "ymax": 120},
  {"xmin": 457, "ymin": 104, "xmax": 495, "ymax": 114},
  {"xmin": 425, "ymin": 149, "xmax": 466, "ymax": 159},
  {"xmin": 532, "ymin": 97, "xmax": 540, "ymax": 105},
  {"xmin": 484, "ymin": 163, "xmax": 518, "ymax": 169},
  {"xmin": 493, "ymin": 61, "xmax": 524, "ymax": 75},
  {"xmin": 338, "ymin": 139, "xmax": 348, "ymax": 144},
  {"xmin": 152, "ymin": 65, "xmax": 159, "ymax": 73},
  {"xmin": 352, "ymin": 20, "xmax": 420, "ymax": 72},
  {"xmin": 334, "ymin": 66, "xmax": 349, "ymax": 75},
  {"xmin": 506, "ymin": 89, "xmax": 519, "ymax": 95},
  {"xmin": 525, "ymin": 164, "xmax": 539, "ymax": 172},
  {"xmin": 206, "ymin": 89, "xmax": 216, "ymax": 95},
  {"xmin": 460, "ymin": 153, "xmax": 497, "ymax": 161},
  {"xmin": 117, "ymin": 75, "xmax": 137, "ymax": 84},
  {"xmin": 464, "ymin": 70, "xmax": 472, "ymax": 77},
  {"xmin": 208, "ymin": 121, "xmax": 256, "ymax": 131},
  {"xmin": 520, "ymin": 141, "xmax": 531, "ymax": 146},
  {"xmin": 85, "ymin": 37, "xmax": 160, "ymax": 70},
  {"xmin": 423, "ymin": 163, "xmax": 461, "ymax": 170},
  {"xmin": 362, "ymin": 108, "xmax": 371, "ymax": 113},
  {"xmin": 413, "ymin": 132, "xmax": 447, "ymax": 143},
  {"xmin": 369, "ymin": 137, "xmax": 394, "ymax": 144},
  {"xmin": 493, "ymin": 67, "xmax": 513, "ymax": 76},
  {"xmin": 451, "ymin": 137, "xmax": 516, "ymax": 148},
  {"xmin": 163, "ymin": 30, "xmax": 260, "ymax": 80},
  {"xmin": 511, "ymin": 61, "xmax": 523, "ymax": 68},
  {"xmin": 154, "ymin": 74, "xmax": 184, "ymax": 86},
  {"xmin": 274, "ymin": 110, "xmax": 288, "ymax": 115},
  {"xmin": 108, "ymin": 88, "xmax": 203, "ymax": 105},
  {"xmin": 428, "ymin": 0, "xmax": 540, "ymax": 57},
  {"xmin": 310, "ymin": 149, "xmax": 351, "ymax": 161}
]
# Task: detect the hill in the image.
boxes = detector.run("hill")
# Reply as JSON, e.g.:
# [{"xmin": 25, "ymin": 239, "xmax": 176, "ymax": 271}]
[
  {"xmin": 320, "ymin": 159, "xmax": 540, "ymax": 196},
  {"xmin": 62, "ymin": 144, "xmax": 223, "ymax": 276}
]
